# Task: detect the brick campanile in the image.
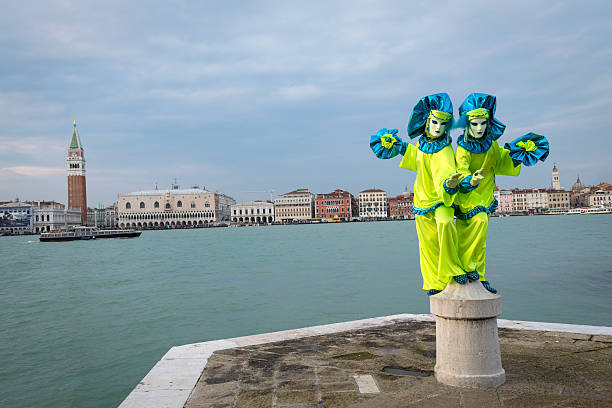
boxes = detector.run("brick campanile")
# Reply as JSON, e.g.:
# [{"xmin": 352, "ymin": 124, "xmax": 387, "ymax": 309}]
[{"xmin": 67, "ymin": 120, "xmax": 87, "ymax": 225}]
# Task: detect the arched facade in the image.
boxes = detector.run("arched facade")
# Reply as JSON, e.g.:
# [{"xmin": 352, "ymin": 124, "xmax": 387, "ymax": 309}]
[
  {"xmin": 118, "ymin": 188, "xmax": 235, "ymax": 229},
  {"xmin": 230, "ymin": 201, "xmax": 275, "ymax": 224}
]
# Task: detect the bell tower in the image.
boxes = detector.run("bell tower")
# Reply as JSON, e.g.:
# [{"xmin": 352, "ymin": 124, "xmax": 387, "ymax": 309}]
[
  {"xmin": 552, "ymin": 163, "xmax": 560, "ymax": 190},
  {"xmin": 67, "ymin": 120, "xmax": 87, "ymax": 225}
]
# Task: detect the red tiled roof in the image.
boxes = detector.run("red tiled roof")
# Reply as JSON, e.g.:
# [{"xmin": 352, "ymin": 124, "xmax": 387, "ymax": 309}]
[
  {"xmin": 596, "ymin": 182, "xmax": 612, "ymax": 191},
  {"xmin": 359, "ymin": 189, "xmax": 386, "ymax": 193},
  {"xmin": 282, "ymin": 188, "xmax": 311, "ymax": 195}
]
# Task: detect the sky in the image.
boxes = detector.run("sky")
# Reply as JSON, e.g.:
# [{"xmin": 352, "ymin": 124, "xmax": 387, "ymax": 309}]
[{"xmin": 1, "ymin": 0, "xmax": 611, "ymax": 206}]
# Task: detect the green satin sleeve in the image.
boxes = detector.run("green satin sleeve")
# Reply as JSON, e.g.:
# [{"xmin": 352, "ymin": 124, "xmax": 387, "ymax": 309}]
[
  {"xmin": 455, "ymin": 145, "xmax": 472, "ymax": 180},
  {"xmin": 495, "ymin": 142, "xmax": 521, "ymax": 176},
  {"xmin": 399, "ymin": 143, "xmax": 417, "ymax": 171},
  {"xmin": 431, "ymin": 145, "xmax": 458, "ymax": 207}
]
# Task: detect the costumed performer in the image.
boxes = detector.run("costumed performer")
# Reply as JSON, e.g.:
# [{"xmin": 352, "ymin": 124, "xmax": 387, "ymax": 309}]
[
  {"xmin": 369, "ymin": 93, "xmax": 467, "ymax": 295},
  {"xmin": 453, "ymin": 93, "xmax": 549, "ymax": 293}
]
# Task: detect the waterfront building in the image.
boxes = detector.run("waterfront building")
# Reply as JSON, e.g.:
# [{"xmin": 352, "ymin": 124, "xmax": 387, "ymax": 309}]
[
  {"xmin": 87, "ymin": 205, "xmax": 118, "ymax": 228},
  {"xmin": 525, "ymin": 189, "xmax": 549, "ymax": 213},
  {"xmin": 274, "ymin": 188, "xmax": 315, "ymax": 223},
  {"xmin": 117, "ymin": 184, "xmax": 235, "ymax": 229},
  {"xmin": 552, "ymin": 164, "xmax": 561, "ymax": 190},
  {"xmin": 547, "ymin": 190, "xmax": 570, "ymax": 212},
  {"xmin": 511, "ymin": 188, "xmax": 549, "ymax": 214},
  {"xmin": 587, "ymin": 189, "xmax": 612, "ymax": 207},
  {"xmin": 104, "ymin": 204, "xmax": 118, "ymax": 228},
  {"xmin": 314, "ymin": 189, "xmax": 358, "ymax": 221},
  {"xmin": 512, "ymin": 189, "xmax": 527, "ymax": 213},
  {"xmin": 358, "ymin": 189, "xmax": 388, "ymax": 218},
  {"xmin": 31, "ymin": 202, "xmax": 81, "ymax": 233},
  {"xmin": 0, "ymin": 201, "xmax": 33, "ymax": 233},
  {"xmin": 389, "ymin": 187, "xmax": 413, "ymax": 219},
  {"xmin": 231, "ymin": 201, "xmax": 274, "ymax": 224},
  {"xmin": 494, "ymin": 189, "xmax": 513, "ymax": 214},
  {"xmin": 67, "ymin": 121, "xmax": 88, "ymax": 225}
]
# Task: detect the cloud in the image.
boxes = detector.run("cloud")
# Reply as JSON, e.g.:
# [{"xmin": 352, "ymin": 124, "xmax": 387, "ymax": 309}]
[
  {"xmin": 0, "ymin": 92, "xmax": 66, "ymax": 125},
  {"xmin": 0, "ymin": 136, "xmax": 64, "ymax": 157},
  {"xmin": 0, "ymin": 166, "xmax": 65, "ymax": 178},
  {"xmin": 276, "ymin": 85, "xmax": 323, "ymax": 102},
  {"xmin": 146, "ymin": 86, "xmax": 255, "ymax": 105}
]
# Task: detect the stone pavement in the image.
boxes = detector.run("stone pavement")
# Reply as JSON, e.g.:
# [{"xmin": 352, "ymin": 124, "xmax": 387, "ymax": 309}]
[{"xmin": 183, "ymin": 320, "xmax": 611, "ymax": 408}]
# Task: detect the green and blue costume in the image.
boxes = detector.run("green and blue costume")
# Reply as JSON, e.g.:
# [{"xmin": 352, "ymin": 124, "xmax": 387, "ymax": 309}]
[
  {"xmin": 370, "ymin": 92, "xmax": 549, "ymax": 295},
  {"xmin": 454, "ymin": 94, "xmax": 549, "ymax": 290},
  {"xmin": 370, "ymin": 93, "xmax": 465, "ymax": 293}
]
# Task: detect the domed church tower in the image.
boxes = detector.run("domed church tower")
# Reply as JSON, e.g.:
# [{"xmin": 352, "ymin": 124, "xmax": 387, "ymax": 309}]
[{"xmin": 66, "ymin": 120, "xmax": 87, "ymax": 225}]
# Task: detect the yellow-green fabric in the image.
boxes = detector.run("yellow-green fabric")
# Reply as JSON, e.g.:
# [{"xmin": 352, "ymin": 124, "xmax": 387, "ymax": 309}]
[
  {"xmin": 414, "ymin": 206, "xmax": 464, "ymax": 291},
  {"xmin": 455, "ymin": 140, "xmax": 521, "ymax": 214},
  {"xmin": 399, "ymin": 143, "xmax": 457, "ymax": 211},
  {"xmin": 456, "ymin": 212, "xmax": 489, "ymax": 280},
  {"xmin": 455, "ymin": 140, "xmax": 521, "ymax": 279},
  {"xmin": 400, "ymin": 142, "xmax": 464, "ymax": 291}
]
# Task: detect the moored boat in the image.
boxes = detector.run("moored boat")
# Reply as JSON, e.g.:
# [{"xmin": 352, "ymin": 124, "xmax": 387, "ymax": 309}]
[{"xmin": 40, "ymin": 226, "xmax": 141, "ymax": 242}]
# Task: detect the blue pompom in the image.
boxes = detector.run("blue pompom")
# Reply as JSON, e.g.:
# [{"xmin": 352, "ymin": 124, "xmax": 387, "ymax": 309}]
[
  {"xmin": 369, "ymin": 128, "xmax": 406, "ymax": 159},
  {"xmin": 504, "ymin": 133, "xmax": 549, "ymax": 167}
]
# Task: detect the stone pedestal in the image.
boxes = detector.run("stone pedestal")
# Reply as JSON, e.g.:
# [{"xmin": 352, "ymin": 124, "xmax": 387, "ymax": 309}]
[{"xmin": 430, "ymin": 280, "xmax": 505, "ymax": 388}]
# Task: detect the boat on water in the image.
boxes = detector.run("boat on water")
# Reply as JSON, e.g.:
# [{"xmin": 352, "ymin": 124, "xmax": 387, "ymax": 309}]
[
  {"xmin": 39, "ymin": 226, "xmax": 141, "ymax": 242},
  {"xmin": 566, "ymin": 207, "xmax": 612, "ymax": 215}
]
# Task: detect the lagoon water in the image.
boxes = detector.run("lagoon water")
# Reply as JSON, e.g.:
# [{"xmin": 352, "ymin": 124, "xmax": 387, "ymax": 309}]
[{"xmin": 1, "ymin": 215, "xmax": 611, "ymax": 407}]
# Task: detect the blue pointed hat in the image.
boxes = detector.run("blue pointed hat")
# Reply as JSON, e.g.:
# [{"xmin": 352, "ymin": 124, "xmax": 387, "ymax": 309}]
[
  {"xmin": 456, "ymin": 93, "xmax": 506, "ymax": 140},
  {"xmin": 407, "ymin": 93, "xmax": 454, "ymax": 139}
]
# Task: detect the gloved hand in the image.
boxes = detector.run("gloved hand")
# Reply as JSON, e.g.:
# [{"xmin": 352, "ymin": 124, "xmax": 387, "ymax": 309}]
[
  {"xmin": 445, "ymin": 173, "xmax": 463, "ymax": 189},
  {"xmin": 470, "ymin": 169, "xmax": 485, "ymax": 186}
]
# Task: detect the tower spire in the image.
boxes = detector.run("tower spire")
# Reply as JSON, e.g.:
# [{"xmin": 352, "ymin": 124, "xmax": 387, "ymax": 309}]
[{"xmin": 69, "ymin": 120, "xmax": 83, "ymax": 150}]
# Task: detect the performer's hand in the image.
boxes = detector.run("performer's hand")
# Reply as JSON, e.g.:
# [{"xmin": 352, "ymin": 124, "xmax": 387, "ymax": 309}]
[
  {"xmin": 470, "ymin": 169, "xmax": 485, "ymax": 186},
  {"xmin": 445, "ymin": 173, "xmax": 462, "ymax": 189}
]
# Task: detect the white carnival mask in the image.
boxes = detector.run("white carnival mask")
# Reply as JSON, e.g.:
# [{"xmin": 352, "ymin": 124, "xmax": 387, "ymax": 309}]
[
  {"xmin": 427, "ymin": 116, "xmax": 449, "ymax": 139},
  {"xmin": 468, "ymin": 117, "xmax": 488, "ymax": 139}
]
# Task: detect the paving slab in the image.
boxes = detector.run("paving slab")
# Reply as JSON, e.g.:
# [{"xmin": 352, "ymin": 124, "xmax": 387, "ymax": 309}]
[{"xmin": 183, "ymin": 320, "xmax": 612, "ymax": 408}]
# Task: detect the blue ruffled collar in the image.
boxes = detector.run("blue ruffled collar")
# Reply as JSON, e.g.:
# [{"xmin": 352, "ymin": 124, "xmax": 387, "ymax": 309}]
[
  {"xmin": 418, "ymin": 135, "xmax": 451, "ymax": 154},
  {"xmin": 457, "ymin": 133, "xmax": 492, "ymax": 154}
]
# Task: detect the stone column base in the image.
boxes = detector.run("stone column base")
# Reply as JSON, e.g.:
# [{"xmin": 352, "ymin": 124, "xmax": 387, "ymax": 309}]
[
  {"xmin": 430, "ymin": 280, "xmax": 505, "ymax": 388},
  {"xmin": 435, "ymin": 368, "xmax": 505, "ymax": 388}
]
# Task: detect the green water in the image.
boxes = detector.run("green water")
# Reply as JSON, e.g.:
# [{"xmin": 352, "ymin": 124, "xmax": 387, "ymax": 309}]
[{"xmin": 1, "ymin": 215, "xmax": 611, "ymax": 407}]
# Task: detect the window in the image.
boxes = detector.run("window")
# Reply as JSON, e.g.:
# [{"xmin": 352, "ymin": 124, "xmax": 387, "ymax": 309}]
[
  {"xmin": 154, "ymin": 201, "xmax": 159, "ymax": 208},
  {"xmin": 191, "ymin": 202, "xmax": 196, "ymax": 208},
  {"xmin": 140, "ymin": 202, "xmax": 145, "ymax": 209},
  {"xmin": 205, "ymin": 203, "xmax": 210, "ymax": 208},
  {"xmin": 177, "ymin": 201, "xmax": 182, "ymax": 208},
  {"xmin": 165, "ymin": 203, "xmax": 171, "ymax": 209},
  {"xmin": 126, "ymin": 202, "xmax": 131, "ymax": 209}
]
